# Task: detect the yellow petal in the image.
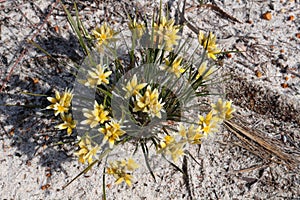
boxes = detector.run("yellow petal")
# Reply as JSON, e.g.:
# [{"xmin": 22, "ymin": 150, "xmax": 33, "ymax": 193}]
[
  {"xmin": 115, "ymin": 177, "xmax": 124, "ymax": 185},
  {"xmin": 125, "ymin": 176, "xmax": 132, "ymax": 187},
  {"xmin": 55, "ymin": 90, "xmax": 60, "ymax": 100},
  {"xmin": 55, "ymin": 123, "xmax": 67, "ymax": 130},
  {"xmin": 67, "ymin": 127, "xmax": 73, "ymax": 135},
  {"xmin": 47, "ymin": 97, "xmax": 57, "ymax": 103}
]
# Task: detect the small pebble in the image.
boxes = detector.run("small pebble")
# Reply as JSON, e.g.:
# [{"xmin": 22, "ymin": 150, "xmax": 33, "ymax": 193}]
[
  {"xmin": 281, "ymin": 83, "xmax": 288, "ymax": 88},
  {"xmin": 54, "ymin": 25, "xmax": 59, "ymax": 33},
  {"xmin": 41, "ymin": 184, "xmax": 50, "ymax": 190},
  {"xmin": 285, "ymin": 76, "xmax": 289, "ymax": 81},
  {"xmin": 288, "ymin": 15, "xmax": 295, "ymax": 21},
  {"xmin": 226, "ymin": 53, "xmax": 232, "ymax": 58},
  {"xmin": 255, "ymin": 70, "xmax": 262, "ymax": 78},
  {"xmin": 262, "ymin": 11, "xmax": 272, "ymax": 20}
]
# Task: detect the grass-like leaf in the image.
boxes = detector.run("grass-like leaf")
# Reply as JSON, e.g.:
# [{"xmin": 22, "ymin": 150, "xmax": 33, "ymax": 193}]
[
  {"xmin": 61, "ymin": 2, "xmax": 89, "ymax": 56},
  {"xmin": 186, "ymin": 150, "xmax": 202, "ymax": 166},
  {"xmin": 102, "ymin": 159, "xmax": 107, "ymax": 200},
  {"xmin": 162, "ymin": 154, "xmax": 184, "ymax": 174},
  {"xmin": 62, "ymin": 149, "xmax": 112, "ymax": 189},
  {"xmin": 62, "ymin": 159, "xmax": 99, "ymax": 190},
  {"xmin": 141, "ymin": 142, "xmax": 156, "ymax": 182}
]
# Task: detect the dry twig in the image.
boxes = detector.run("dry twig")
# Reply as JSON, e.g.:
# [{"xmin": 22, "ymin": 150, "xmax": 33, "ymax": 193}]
[
  {"xmin": 224, "ymin": 119, "xmax": 300, "ymax": 169},
  {"xmin": 185, "ymin": 4, "xmax": 242, "ymax": 24}
]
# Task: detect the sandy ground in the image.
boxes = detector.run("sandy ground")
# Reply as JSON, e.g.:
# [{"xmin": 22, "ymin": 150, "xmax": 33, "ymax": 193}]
[{"xmin": 1, "ymin": 0, "xmax": 300, "ymax": 199}]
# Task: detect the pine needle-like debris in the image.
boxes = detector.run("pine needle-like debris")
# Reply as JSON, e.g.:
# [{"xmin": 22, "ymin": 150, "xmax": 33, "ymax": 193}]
[{"xmin": 224, "ymin": 119, "xmax": 300, "ymax": 169}]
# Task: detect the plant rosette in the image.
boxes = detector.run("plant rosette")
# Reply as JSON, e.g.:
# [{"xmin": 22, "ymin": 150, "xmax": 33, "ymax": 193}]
[{"xmin": 47, "ymin": 14, "xmax": 235, "ymax": 188}]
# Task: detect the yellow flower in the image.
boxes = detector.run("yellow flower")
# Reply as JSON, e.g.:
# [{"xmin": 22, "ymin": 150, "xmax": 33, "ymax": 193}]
[
  {"xmin": 196, "ymin": 61, "xmax": 216, "ymax": 80},
  {"xmin": 157, "ymin": 134, "xmax": 185, "ymax": 163},
  {"xmin": 115, "ymin": 173, "xmax": 134, "ymax": 186},
  {"xmin": 92, "ymin": 22, "xmax": 116, "ymax": 46},
  {"xmin": 128, "ymin": 18, "xmax": 145, "ymax": 38},
  {"xmin": 198, "ymin": 110, "xmax": 220, "ymax": 136},
  {"xmin": 155, "ymin": 16, "xmax": 175, "ymax": 27},
  {"xmin": 164, "ymin": 26, "xmax": 181, "ymax": 51},
  {"xmin": 160, "ymin": 57, "xmax": 185, "ymax": 78},
  {"xmin": 159, "ymin": 135, "xmax": 175, "ymax": 149},
  {"xmin": 133, "ymin": 86, "xmax": 164, "ymax": 118},
  {"xmin": 148, "ymin": 98, "xmax": 164, "ymax": 119},
  {"xmin": 81, "ymin": 101, "xmax": 110, "ymax": 128},
  {"xmin": 198, "ymin": 32, "xmax": 220, "ymax": 60},
  {"xmin": 211, "ymin": 98, "xmax": 235, "ymax": 120},
  {"xmin": 123, "ymin": 74, "xmax": 147, "ymax": 98},
  {"xmin": 98, "ymin": 120, "xmax": 125, "ymax": 148},
  {"xmin": 224, "ymin": 101, "xmax": 235, "ymax": 120},
  {"xmin": 75, "ymin": 136, "xmax": 100, "ymax": 164},
  {"xmin": 179, "ymin": 124, "xmax": 203, "ymax": 144},
  {"xmin": 83, "ymin": 64, "xmax": 112, "ymax": 88},
  {"xmin": 126, "ymin": 158, "xmax": 139, "ymax": 171},
  {"xmin": 46, "ymin": 88, "xmax": 73, "ymax": 116},
  {"xmin": 154, "ymin": 16, "xmax": 181, "ymax": 51},
  {"xmin": 55, "ymin": 113, "xmax": 77, "ymax": 135},
  {"xmin": 107, "ymin": 158, "xmax": 139, "ymax": 187}
]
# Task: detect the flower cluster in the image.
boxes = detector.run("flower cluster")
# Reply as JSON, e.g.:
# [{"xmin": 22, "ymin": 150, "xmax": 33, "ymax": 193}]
[
  {"xmin": 81, "ymin": 64, "xmax": 112, "ymax": 88},
  {"xmin": 123, "ymin": 74, "xmax": 147, "ymax": 98},
  {"xmin": 133, "ymin": 85, "xmax": 165, "ymax": 119},
  {"xmin": 46, "ymin": 11, "xmax": 235, "ymax": 191},
  {"xmin": 198, "ymin": 31, "xmax": 221, "ymax": 60},
  {"xmin": 157, "ymin": 98, "xmax": 235, "ymax": 163},
  {"xmin": 46, "ymin": 88, "xmax": 73, "ymax": 116},
  {"xmin": 46, "ymin": 88, "xmax": 76, "ymax": 135},
  {"xmin": 74, "ymin": 135, "xmax": 100, "ymax": 164},
  {"xmin": 128, "ymin": 18, "xmax": 145, "ymax": 39},
  {"xmin": 55, "ymin": 113, "xmax": 76, "ymax": 135},
  {"xmin": 160, "ymin": 57, "xmax": 185, "ymax": 78},
  {"xmin": 81, "ymin": 101, "xmax": 110, "ymax": 128},
  {"xmin": 211, "ymin": 98, "xmax": 235, "ymax": 120},
  {"xmin": 179, "ymin": 124, "xmax": 203, "ymax": 145},
  {"xmin": 99, "ymin": 120, "xmax": 125, "ymax": 148},
  {"xmin": 93, "ymin": 22, "xmax": 116, "ymax": 49},
  {"xmin": 107, "ymin": 158, "xmax": 139, "ymax": 187},
  {"xmin": 157, "ymin": 133, "xmax": 185, "ymax": 163},
  {"xmin": 154, "ymin": 16, "xmax": 181, "ymax": 51}
]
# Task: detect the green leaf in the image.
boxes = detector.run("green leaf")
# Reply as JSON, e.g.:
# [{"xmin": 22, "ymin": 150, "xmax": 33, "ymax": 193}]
[
  {"xmin": 27, "ymin": 39, "xmax": 58, "ymax": 62},
  {"xmin": 61, "ymin": 2, "xmax": 89, "ymax": 56},
  {"xmin": 141, "ymin": 142, "xmax": 156, "ymax": 182},
  {"xmin": 162, "ymin": 154, "xmax": 184, "ymax": 174},
  {"xmin": 74, "ymin": 2, "xmax": 90, "ymax": 40},
  {"xmin": 62, "ymin": 159, "xmax": 99, "ymax": 190},
  {"xmin": 186, "ymin": 150, "xmax": 202, "ymax": 166},
  {"xmin": 62, "ymin": 149, "xmax": 111, "ymax": 190},
  {"xmin": 102, "ymin": 164, "xmax": 107, "ymax": 200}
]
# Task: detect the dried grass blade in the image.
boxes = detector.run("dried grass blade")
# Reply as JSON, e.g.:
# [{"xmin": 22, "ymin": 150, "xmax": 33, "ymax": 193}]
[{"xmin": 224, "ymin": 120, "xmax": 297, "ymax": 167}]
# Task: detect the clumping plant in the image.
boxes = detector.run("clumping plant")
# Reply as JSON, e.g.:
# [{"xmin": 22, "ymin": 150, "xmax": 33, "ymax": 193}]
[{"xmin": 46, "ymin": 2, "xmax": 235, "ymax": 195}]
